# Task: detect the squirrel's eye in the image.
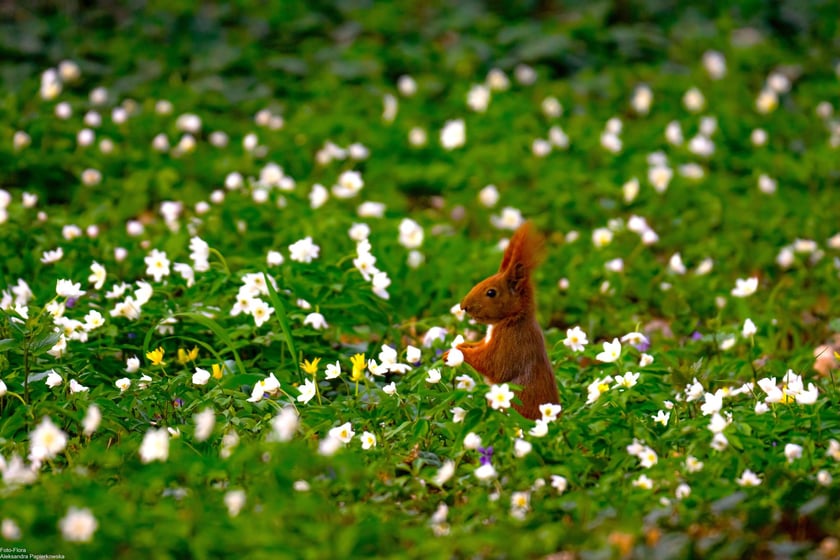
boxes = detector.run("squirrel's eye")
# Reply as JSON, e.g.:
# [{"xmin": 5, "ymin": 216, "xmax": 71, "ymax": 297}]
[{"xmin": 486, "ymin": 288, "xmax": 497, "ymax": 298}]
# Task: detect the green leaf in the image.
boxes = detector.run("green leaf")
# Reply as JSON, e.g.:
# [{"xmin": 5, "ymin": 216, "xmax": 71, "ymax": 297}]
[
  {"xmin": 29, "ymin": 331, "xmax": 61, "ymax": 356},
  {"xmin": 0, "ymin": 338, "xmax": 17, "ymax": 352}
]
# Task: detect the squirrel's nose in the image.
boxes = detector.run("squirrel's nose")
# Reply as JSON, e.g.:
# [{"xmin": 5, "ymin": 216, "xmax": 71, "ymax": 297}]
[{"xmin": 461, "ymin": 302, "xmax": 471, "ymax": 314}]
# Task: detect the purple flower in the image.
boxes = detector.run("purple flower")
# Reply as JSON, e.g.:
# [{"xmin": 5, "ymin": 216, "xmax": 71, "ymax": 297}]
[
  {"xmin": 65, "ymin": 297, "xmax": 77, "ymax": 309},
  {"xmin": 691, "ymin": 331, "xmax": 703, "ymax": 341},
  {"xmin": 634, "ymin": 340, "xmax": 651, "ymax": 352},
  {"xmin": 478, "ymin": 446, "xmax": 494, "ymax": 466}
]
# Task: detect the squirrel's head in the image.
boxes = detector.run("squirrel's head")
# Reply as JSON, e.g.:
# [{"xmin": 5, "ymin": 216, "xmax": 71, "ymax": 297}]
[{"xmin": 460, "ymin": 222, "xmax": 544, "ymax": 324}]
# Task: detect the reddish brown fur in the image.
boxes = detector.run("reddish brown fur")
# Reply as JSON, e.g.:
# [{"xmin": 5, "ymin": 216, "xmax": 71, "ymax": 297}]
[{"xmin": 451, "ymin": 222, "xmax": 559, "ymax": 419}]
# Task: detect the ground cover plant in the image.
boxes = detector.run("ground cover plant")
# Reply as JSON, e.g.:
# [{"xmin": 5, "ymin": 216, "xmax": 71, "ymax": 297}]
[{"xmin": 2, "ymin": 1, "xmax": 840, "ymax": 558}]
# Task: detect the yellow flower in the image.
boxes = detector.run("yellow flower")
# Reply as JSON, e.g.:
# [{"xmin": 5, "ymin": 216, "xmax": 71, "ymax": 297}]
[
  {"xmin": 350, "ymin": 353, "xmax": 366, "ymax": 382},
  {"xmin": 301, "ymin": 357, "xmax": 321, "ymax": 376},
  {"xmin": 212, "ymin": 363, "xmax": 224, "ymax": 379},
  {"xmin": 146, "ymin": 347, "xmax": 166, "ymax": 366},
  {"xmin": 177, "ymin": 346, "xmax": 199, "ymax": 365}
]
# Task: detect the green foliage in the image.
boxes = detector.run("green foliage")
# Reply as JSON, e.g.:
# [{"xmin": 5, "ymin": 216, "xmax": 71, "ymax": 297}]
[{"xmin": 1, "ymin": 0, "xmax": 840, "ymax": 558}]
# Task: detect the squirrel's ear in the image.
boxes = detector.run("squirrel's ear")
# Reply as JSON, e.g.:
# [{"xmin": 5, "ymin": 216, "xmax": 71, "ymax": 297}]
[
  {"xmin": 505, "ymin": 262, "xmax": 528, "ymax": 294},
  {"xmin": 498, "ymin": 222, "xmax": 530, "ymax": 273}
]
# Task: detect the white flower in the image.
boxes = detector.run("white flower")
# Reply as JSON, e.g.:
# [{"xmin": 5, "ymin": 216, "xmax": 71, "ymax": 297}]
[
  {"xmin": 125, "ymin": 356, "xmax": 140, "ymax": 373},
  {"xmin": 711, "ymin": 433, "xmax": 729, "ymax": 451},
  {"xmin": 360, "ymin": 431, "xmax": 377, "ymax": 450},
  {"xmin": 192, "ymin": 368, "xmax": 211, "ymax": 386},
  {"xmin": 758, "ymin": 174, "xmax": 777, "ymax": 195},
  {"xmin": 707, "ymin": 412, "xmax": 730, "ymax": 434},
  {"xmin": 467, "ymin": 84, "xmax": 491, "ymax": 112},
  {"xmin": 397, "ymin": 75, "xmax": 417, "ymax": 96},
  {"xmin": 267, "ymin": 250, "xmax": 285, "ymax": 266},
  {"xmin": 632, "ymin": 474, "xmax": 654, "ymax": 490},
  {"xmin": 144, "ymin": 249, "xmax": 171, "ymax": 282},
  {"xmin": 451, "ymin": 407, "xmax": 467, "ymax": 423},
  {"xmin": 700, "ymin": 392, "xmax": 723, "ymax": 416},
  {"xmin": 30, "ymin": 417, "xmax": 68, "ymax": 459},
  {"xmin": 0, "ymin": 380, "xmax": 6, "ymax": 397},
  {"xmin": 59, "ymin": 507, "xmax": 98, "ymax": 542},
  {"xmin": 139, "ymin": 428, "xmax": 170, "ymax": 463},
  {"xmin": 2, "ymin": 518, "xmax": 21, "ymax": 540},
  {"xmin": 529, "ymin": 420, "xmax": 549, "ymax": 437},
  {"xmin": 41, "ymin": 247, "xmax": 64, "ymax": 264},
  {"xmin": 333, "ymin": 170, "xmax": 364, "ymax": 198},
  {"xmin": 172, "ymin": 263, "xmax": 195, "ymax": 287},
  {"xmin": 250, "ymin": 298, "xmax": 275, "ymax": 328},
  {"xmin": 247, "ymin": 372, "xmax": 281, "ymax": 402},
  {"xmin": 648, "ymin": 165, "xmax": 673, "ymax": 193},
  {"xmin": 309, "ymin": 183, "xmax": 329, "ymax": 209},
  {"xmin": 668, "ymin": 253, "xmax": 687, "ymax": 275},
  {"xmin": 637, "ymin": 446, "xmax": 658, "ymax": 468},
  {"xmin": 382, "ymin": 93, "xmax": 398, "ymax": 122},
  {"xmin": 224, "ymin": 490, "xmax": 246, "ymax": 517},
  {"xmin": 491, "ymin": 207, "xmax": 524, "ymax": 230},
  {"xmin": 69, "ymin": 379, "xmax": 89, "ymax": 394},
  {"xmin": 440, "ymin": 119, "xmax": 466, "ymax": 150},
  {"xmin": 513, "ymin": 438, "xmax": 532, "ymax": 458},
  {"xmin": 796, "ymin": 383, "xmax": 819, "ymax": 405},
  {"xmin": 784, "ymin": 443, "xmax": 803, "ymax": 463},
  {"xmin": 539, "ymin": 403, "xmax": 562, "ymax": 422},
  {"xmin": 474, "ymin": 463, "xmax": 497, "ymax": 480},
  {"xmin": 463, "ymin": 432, "xmax": 482, "ymax": 450},
  {"xmin": 289, "ymin": 237, "xmax": 320, "ymax": 263},
  {"xmin": 639, "ymin": 353, "xmax": 654, "ymax": 367},
  {"xmin": 510, "ymin": 491, "xmax": 530, "ymax": 517},
  {"xmin": 551, "ymin": 475, "xmax": 568, "ymax": 493},
  {"xmin": 398, "ymin": 218, "xmax": 424, "ymax": 249},
  {"xmin": 652, "ymin": 410, "xmax": 670, "ymax": 426},
  {"xmin": 683, "ymin": 87, "xmax": 705, "ymax": 112},
  {"xmin": 596, "ymin": 338, "xmax": 621, "ymax": 363},
  {"xmin": 82, "ymin": 404, "xmax": 101, "ymax": 436},
  {"xmin": 194, "ymin": 408, "xmax": 215, "ymax": 442},
  {"xmin": 445, "ymin": 347, "xmax": 464, "ymax": 367},
  {"xmin": 270, "ymin": 407, "xmax": 299, "ymax": 442},
  {"xmin": 731, "ymin": 277, "xmax": 758, "ymax": 297},
  {"xmin": 614, "ymin": 371, "xmax": 640, "ymax": 389},
  {"xmin": 756, "ymin": 88, "xmax": 778, "ymax": 114},
  {"xmin": 455, "ymin": 374, "xmax": 475, "ymax": 392},
  {"xmin": 736, "ymin": 469, "xmax": 762, "ymax": 487},
  {"xmin": 631, "ymin": 84, "xmax": 653, "ymax": 114},
  {"xmin": 592, "ymin": 227, "xmax": 613, "ymax": 248},
  {"xmin": 303, "ymin": 312, "xmax": 328, "ymax": 330},
  {"xmin": 325, "ymin": 361, "xmax": 342, "ymax": 380},
  {"xmin": 46, "ymin": 370, "xmax": 63, "ymax": 388},
  {"xmin": 382, "ymin": 381, "xmax": 397, "ymax": 396},
  {"xmin": 329, "ymin": 422, "xmax": 355, "ymax": 444},
  {"xmin": 563, "ymin": 326, "xmax": 588, "ymax": 352},
  {"xmin": 426, "ymin": 368, "xmax": 442, "ymax": 384},
  {"xmin": 433, "ymin": 460, "xmax": 455, "ymax": 486},
  {"xmin": 742, "ymin": 318, "xmax": 757, "ymax": 338},
  {"xmin": 297, "ymin": 378, "xmax": 317, "ymax": 404},
  {"xmin": 479, "ymin": 185, "xmax": 500, "ymax": 207},
  {"xmin": 486, "ymin": 383, "xmax": 515, "ymax": 410},
  {"xmin": 586, "ymin": 376, "xmax": 614, "ymax": 404},
  {"xmin": 817, "ymin": 470, "xmax": 832, "ymax": 486},
  {"xmin": 702, "ymin": 50, "xmax": 726, "ymax": 79},
  {"xmin": 665, "ymin": 121, "xmax": 684, "ymax": 145}
]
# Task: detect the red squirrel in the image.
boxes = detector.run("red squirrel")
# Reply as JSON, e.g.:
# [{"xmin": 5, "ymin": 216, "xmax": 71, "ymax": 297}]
[{"xmin": 447, "ymin": 222, "xmax": 560, "ymax": 420}]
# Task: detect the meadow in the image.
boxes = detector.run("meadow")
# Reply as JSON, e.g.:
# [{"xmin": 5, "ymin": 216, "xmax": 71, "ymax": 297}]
[{"xmin": 1, "ymin": 2, "xmax": 840, "ymax": 558}]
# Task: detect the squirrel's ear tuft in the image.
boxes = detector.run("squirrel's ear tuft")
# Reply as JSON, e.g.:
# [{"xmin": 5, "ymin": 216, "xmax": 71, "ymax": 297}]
[{"xmin": 499, "ymin": 221, "xmax": 545, "ymax": 274}]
